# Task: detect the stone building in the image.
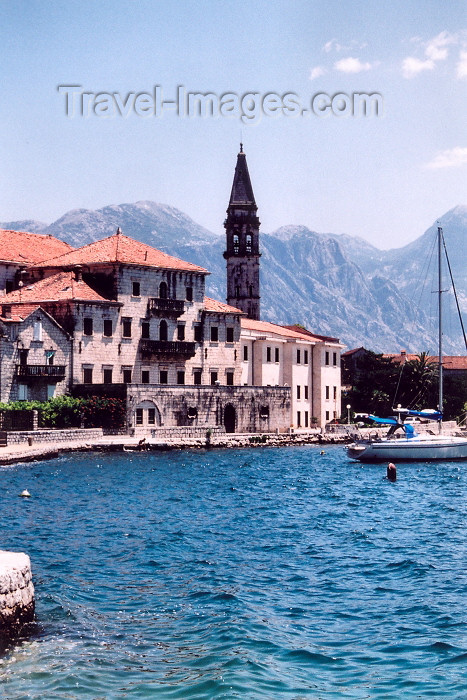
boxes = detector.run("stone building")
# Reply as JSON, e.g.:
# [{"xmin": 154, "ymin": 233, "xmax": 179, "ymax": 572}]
[
  {"xmin": 0, "ymin": 304, "xmax": 71, "ymax": 403},
  {"xmin": 0, "ymin": 147, "xmax": 343, "ymax": 431},
  {"xmin": 0, "ymin": 228, "xmax": 72, "ymax": 295},
  {"xmin": 223, "ymin": 144, "xmax": 261, "ymax": 320}
]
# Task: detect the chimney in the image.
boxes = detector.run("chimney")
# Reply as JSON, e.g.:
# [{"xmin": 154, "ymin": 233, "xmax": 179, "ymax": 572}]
[{"xmin": 74, "ymin": 265, "xmax": 83, "ymax": 281}]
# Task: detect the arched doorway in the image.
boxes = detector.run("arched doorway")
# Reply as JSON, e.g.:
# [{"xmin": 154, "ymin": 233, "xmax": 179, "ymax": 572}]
[{"xmin": 223, "ymin": 404, "xmax": 236, "ymax": 433}]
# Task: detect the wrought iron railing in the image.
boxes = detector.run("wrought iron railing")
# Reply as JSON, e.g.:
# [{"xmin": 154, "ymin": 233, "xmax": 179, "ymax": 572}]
[
  {"xmin": 15, "ymin": 364, "xmax": 66, "ymax": 379},
  {"xmin": 140, "ymin": 340, "xmax": 196, "ymax": 357},
  {"xmin": 147, "ymin": 298, "xmax": 185, "ymax": 315}
]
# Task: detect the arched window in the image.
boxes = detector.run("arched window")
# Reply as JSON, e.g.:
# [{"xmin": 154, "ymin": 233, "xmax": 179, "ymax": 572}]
[
  {"xmin": 159, "ymin": 320, "xmax": 168, "ymax": 341},
  {"xmin": 233, "ymin": 235, "xmax": 239, "ymax": 254},
  {"xmin": 249, "ymin": 285, "xmax": 253, "ymax": 297},
  {"xmin": 159, "ymin": 281, "xmax": 168, "ymax": 299},
  {"xmin": 246, "ymin": 234, "xmax": 252, "ymax": 253},
  {"xmin": 235, "ymin": 285, "xmax": 240, "ymax": 298}
]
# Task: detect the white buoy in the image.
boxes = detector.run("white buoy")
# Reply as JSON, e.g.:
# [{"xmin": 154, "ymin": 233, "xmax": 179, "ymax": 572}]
[{"xmin": 19, "ymin": 490, "xmax": 31, "ymax": 498}]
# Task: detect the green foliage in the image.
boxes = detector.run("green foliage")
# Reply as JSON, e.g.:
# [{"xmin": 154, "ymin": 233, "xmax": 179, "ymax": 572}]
[{"xmin": 0, "ymin": 395, "xmax": 126, "ymax": 430}]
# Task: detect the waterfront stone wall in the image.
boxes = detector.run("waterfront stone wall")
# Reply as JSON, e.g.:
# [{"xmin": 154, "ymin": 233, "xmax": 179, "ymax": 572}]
[
  {"xmin": 0, "ymin": 551, "xmax": 34, "ymax": 636},
  {"xmin": 5, "ymin": 427, "xmax": 104, "ymax": 445},
  {"xmin": 128, "ymin": 385, "xmax": 292, "ymax": 433}
]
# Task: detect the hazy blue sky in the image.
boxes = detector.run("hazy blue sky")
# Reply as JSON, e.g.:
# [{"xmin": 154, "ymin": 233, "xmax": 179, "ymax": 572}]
[{"xmin": 1, "ymin": 0, "xmax": 466, "ymax": 248}]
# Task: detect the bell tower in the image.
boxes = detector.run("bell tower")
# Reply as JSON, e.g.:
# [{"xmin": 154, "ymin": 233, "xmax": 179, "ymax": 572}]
[{"xmin": 223, "ymin": 144, "xmax": 261, "ymax": 320}]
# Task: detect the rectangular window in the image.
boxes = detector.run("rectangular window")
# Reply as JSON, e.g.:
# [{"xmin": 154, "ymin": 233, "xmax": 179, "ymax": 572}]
[
  {"xmin": 297, "ymin": 411, "xmax": 301, "ymax": 427},
  {"xmin": 83, "ymin": 367, "xmax": 93, "ymax": 383},
  {"xmin": 122, "ymin": 317, "xmax": 132, "ymax": 338},
  {"xmin": 210, "ymin": 326, "xmax": 218, "ymax": 342},
  {"xmin": 275, "ymin": 347, "xmax": 279, "ymax": 363},
  {"xmin": 266, "ymin": 347, "xmax": 271, "ymax": 362},
  {"xmin": 333, "ymin": 352, "xmax": 337, "ymax": 366},
  {"xmin": 103, "ymin": 368, "xmax": 113, "ymax": 384},
  {"xmin": 296, "ymin": 349, "xmax": 301, "ymax": 364},
  {"xmin": 326, "ymin": 410, "xmax": 330, "ymax": 422},
  {"xmin": 103, "ymin": 319, "xmax": 113, "ymax": 337},
  {"xmin": 19, "ymin": 349, "xmax": 29, "ymax": 366},
  {"xmin": 210, "ymin": 371, "xmax": 218, "ymax": 385},
  {"xmin": 33, "ymin": 319, "xmax": 43, "ymax": 341},
  {"xmin": 5, "ymin": 281, "xmax": 13, "ymax": 294},
  {"xmin": 325, "ymin": 386, "xmax": 330, "ymax": 400},
  {"xmin": 159, "ymin": 370, "xmax": 168, "ymax": 385},
  {"xmin": 177, "ymin": 324, "xmax": 185, "ymax": 341},
  {"xmin": 141, "ymin": 370, "xmax": 150, "ymax": 384},
  {"xmin": 194, "ymin": 324, "xmax": 203, "ymax": 342},
  {"xmin": 18, "ymin": 384, "xmax": 28, "ymax": 401},
  {"xmin": 304, "ymin": 385, "xmax": 309, "ymax": 400},
  {"xmin": 325, "ymin": 351, "xmax": 330, "ymax": 366},
  {"xmin": 186, "ymin": 286, "xmax": 193, "ymax": 302},
  {"xmin": 148, "ymin": 408, "xmax": 156, "ymax": 425},
  {"xmin": 297, "ymin": 385, "xmax": 301, "ymax": 399},
  {"xmin": 304, "ymin": 350, "xmax": 308, "ymax": 364},
  {"xmin": 177, "ymin": 371, "xmax": 185, "ymax": 385},
  {"xmin": 243, "ymin": 345, "xmax": 248, "ymax": 361},
  {"xmin": 226, "ymin": 371, "xmax": 234, "ymax": 386},
  {"xmin": 132, "ymin": 281, "xmax": 140, "ymax": 297},
  {"xmin": 47, "ymin": 384, "xmax": 55, "ymax": 400},
  {"xmin": 141, "ymin": 322, "xmax": 150, "ymax": 339},
  {"xmin": 136, "ymin": 408, "xmax": 143, "ymax": 425},
  {"xmin": 226, "ymin": 327, "xmax": 234, "ymax": 343},
  {"xmin": 45, "ymin": 351, "xmax": 54, "ymax": 366},
  {"xmin": 333, "ymin": 386, "xmax": 337, "ymax": 400},
  {"xmin": 193, "ymin": 369, "xmax": 202, "ymax": 385},
  {"xmin": 122, "ymin": 368, "xmax": 132, "ymax": 383},
  {"xmin": 83, "ymin": 318, "xmax": 93, "ymax": 336},
  {"xmin": 305, "ymin": 411, "xmax": 309, "ymax": 427}
]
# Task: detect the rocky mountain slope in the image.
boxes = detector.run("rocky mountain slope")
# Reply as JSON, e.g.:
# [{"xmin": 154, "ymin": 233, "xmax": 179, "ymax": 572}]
[{"xmin": 2, "ymin": 202, "xmax": 465, "ymax": 353}]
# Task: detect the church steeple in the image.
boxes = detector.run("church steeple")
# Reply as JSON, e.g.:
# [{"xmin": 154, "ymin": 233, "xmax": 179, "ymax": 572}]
[{"xmin": 223, "ymin": 145, "xmax": 261, "ymax": 320}]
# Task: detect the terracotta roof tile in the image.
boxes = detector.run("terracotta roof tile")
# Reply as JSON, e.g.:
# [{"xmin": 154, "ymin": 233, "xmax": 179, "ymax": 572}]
[
  {"xmin": 0, "ymin": 304, "xmax": 41, "ymax": 322},
  {"xmin": 32, "ymin": 230, "xmax": 208, "ymax": 273},
  {"xmin": 385, "ymin": 353, "xmax": 467, "ymax": 370},
  {"xmin": 1, "ymin": 270, "xmax": 113, "ymax": 305},
  {"xmin": 204, "ymin": 297, "xmax": 245, "ymax": 314},
  {"xmin": 0, "ymin": 229, "xmax": 73, "ymax": 264},
  {"xmin": 282, "ymin": 324, "xmax": 340, "ymax": 343},
  {"xmin": 241, "ymin": 318, "xmax": 316, "ymax": 342}
]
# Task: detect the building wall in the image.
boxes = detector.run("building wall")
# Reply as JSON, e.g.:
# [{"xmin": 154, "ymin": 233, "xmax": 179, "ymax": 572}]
[
  {"xmin": 68, "ymin": 265, "xmax": 242, "ymax": 388},
  {"xmin": 128, "ymin": 385, "xmax": 291, "ymax": 433},
  {"xmin": 313, "ymin": 343, "xmax": 341, "ymax": 425},
  {"xmin": 0, "ymin": 311, "xmax": 71, "ymax": 403}
]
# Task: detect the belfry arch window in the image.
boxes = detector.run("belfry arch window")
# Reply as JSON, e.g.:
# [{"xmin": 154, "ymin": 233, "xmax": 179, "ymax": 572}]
[
  {"xmin": 233, "ymin": 235, "xmax": 239, "ymax": 254},
  {"xmin": 235, "ymin": 285, "xmax": 240, "ymax": 298},
  {"xmin": 159, "ymin": 281, "xmax": 168, "ymax": 299},
  {"xmin": 159, "ymin": 320, "xmax": 168, "ymax": 341},
  {"xmin": 246, "ymin": 234, "xmax": 252, "ymax": 253}
]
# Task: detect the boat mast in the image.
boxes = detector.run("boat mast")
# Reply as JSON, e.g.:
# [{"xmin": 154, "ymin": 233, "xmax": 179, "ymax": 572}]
[{"xmin": 438, "ymin": 225, "xmax": 443, "ymax": 432}]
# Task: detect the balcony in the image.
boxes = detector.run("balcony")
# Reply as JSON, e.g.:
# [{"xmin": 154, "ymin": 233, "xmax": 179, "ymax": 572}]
[
  {"xmin": 147, "ymin": 298, "xmax": 185, "ymax": 317},
  {"xmin": 140, "ymin": 340, "xmax": 196, "ymax": 358},
  {"xmin": 15, "ymin": 364, "xmax": 66, "ymax": 380}
]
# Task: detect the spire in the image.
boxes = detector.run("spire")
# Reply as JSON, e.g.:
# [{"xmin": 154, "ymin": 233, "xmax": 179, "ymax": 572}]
[{"xmin": 229, "ymin": 146, "xmax": 256, "ymax": 207}]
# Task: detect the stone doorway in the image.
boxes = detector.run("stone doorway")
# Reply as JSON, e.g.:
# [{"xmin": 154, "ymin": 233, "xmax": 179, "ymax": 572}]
[{"xmin": 223, "ymin": 404, "xmax": 236, "ymax": 433}]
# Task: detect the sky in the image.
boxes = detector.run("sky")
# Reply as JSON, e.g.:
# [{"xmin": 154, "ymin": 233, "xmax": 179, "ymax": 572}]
[{"xmin": 1, "ymin": 0, "xmax": 466, "ymax": 249}]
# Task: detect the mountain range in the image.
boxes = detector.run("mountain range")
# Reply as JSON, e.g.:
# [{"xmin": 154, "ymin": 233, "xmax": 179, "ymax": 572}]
[{"xmin": 2, "ymin": 201, "xmax": 466, "ymax": 353}]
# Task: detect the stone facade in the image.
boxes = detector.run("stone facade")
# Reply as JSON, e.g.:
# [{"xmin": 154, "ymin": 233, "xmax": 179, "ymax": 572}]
[
  {"xmin": 0, "ymin": 307, "xmax": 71, "ymax": 403},
  {"xmin": 128, "ymin": 385, "xmax": 291, "ymax": 433}
]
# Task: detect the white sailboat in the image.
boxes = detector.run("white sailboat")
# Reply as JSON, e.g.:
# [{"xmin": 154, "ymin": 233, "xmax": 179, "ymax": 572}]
[{"xmin": 347, "ymin": 226, "xmax": 467, "ymax": 462}]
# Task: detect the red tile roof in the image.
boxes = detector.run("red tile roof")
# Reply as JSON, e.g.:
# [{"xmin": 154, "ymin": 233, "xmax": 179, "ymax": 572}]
[
  {"xmin": 0, "ymin": 229, "xmax": 73, "ymax": 264},
  {"xmin": 0, "ymin": 304, "xmax": 41, "ymax": 322},
  {"xmin": 204, "ymin": 297, "xmax": 244, "ymax": 314},
  {"xmin": 241, "ymin": 318, "xmax": 317, "ymax": 342},
  {"xmin": 282, "ymin": 324, "xmax": 340, "ymax": 343},
  {"xmin": 32, "ymin": 230, "xmax": 208, "ymax": 273},
  {"xmin": 0, "ymin": 270, "xmax": 114, "ymax": 305},
  {"xmin": 385, "ymin": 353, "xmax": 467, "ymax": 370}
]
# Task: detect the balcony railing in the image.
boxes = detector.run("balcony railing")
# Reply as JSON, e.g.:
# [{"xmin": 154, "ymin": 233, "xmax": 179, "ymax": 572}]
[
  {"xmin": 147, "ymin": 298, "xmax": 185, "ymax": 316},
  {"xmin": 15, "ymin": 364, "xmax": 66, "ymax": 379},
  {"xmin": 140, "ymin": 340, "xmax": 196, "ymax": 357}
]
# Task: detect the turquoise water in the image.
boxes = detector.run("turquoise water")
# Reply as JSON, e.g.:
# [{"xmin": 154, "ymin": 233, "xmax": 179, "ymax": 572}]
[{"xmin": 0, "ymin": 446, "xmax": 466, "ymax": 698}]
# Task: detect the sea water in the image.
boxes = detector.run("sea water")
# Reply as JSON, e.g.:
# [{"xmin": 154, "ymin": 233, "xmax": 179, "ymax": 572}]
[{"xmin": 0, "ymin": 446, "xmax": 465, "ymax": 698}]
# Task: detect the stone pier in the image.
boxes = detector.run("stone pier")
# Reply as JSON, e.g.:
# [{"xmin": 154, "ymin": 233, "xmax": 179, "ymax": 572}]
[{"xmin": 0, "ymin": 551, "xmax": 34, "ymax": 637}]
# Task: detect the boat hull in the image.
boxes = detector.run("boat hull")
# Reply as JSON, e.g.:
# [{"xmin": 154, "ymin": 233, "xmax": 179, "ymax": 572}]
[{"xmin": 347, "ymin": 436, "xmax": 467, "ymax": 461}]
